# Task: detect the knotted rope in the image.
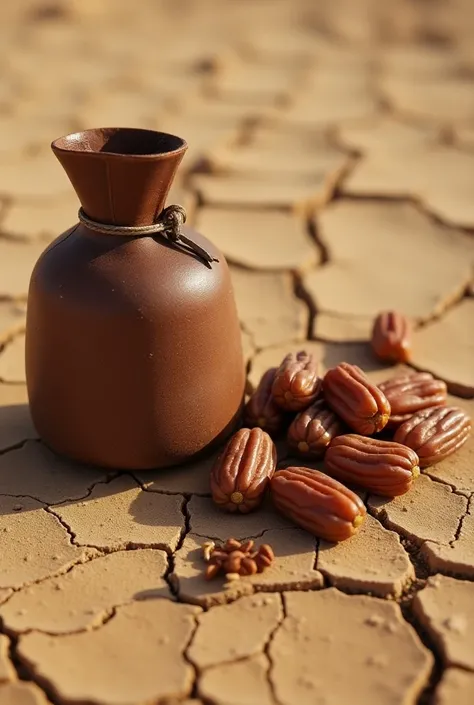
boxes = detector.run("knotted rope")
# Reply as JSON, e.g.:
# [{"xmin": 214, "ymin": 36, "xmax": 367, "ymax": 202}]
[{"xmin": 78, "ymin": 204, "xmax": 218, "ymax": 266}]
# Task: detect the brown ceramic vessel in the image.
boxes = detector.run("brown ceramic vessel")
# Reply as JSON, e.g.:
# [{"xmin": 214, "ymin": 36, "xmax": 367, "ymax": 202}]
[{"xmin": 25, "ymin": 127, "xmax": 245, "ymax": 469}]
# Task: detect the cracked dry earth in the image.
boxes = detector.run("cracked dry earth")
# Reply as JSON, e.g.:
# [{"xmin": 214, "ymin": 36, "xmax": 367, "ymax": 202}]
[{"xmin": 0, "ymin": 1, "xmax": 474, "ymax": 704}]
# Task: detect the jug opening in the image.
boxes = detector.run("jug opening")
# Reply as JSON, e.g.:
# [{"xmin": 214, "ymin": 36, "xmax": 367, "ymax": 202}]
[
  {"xmin": 53, "ymin": 128, "xmax": 186, "ymax": 158},
  {"xmin": 52, "ymin": 127, "xmax": 188, "ymax": 226}
]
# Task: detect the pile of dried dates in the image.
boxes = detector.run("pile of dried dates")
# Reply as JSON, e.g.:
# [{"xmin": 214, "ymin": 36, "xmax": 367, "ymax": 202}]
[{"xmin": 208, "ymin": 311, "xmax": 472, "ymax": 554}]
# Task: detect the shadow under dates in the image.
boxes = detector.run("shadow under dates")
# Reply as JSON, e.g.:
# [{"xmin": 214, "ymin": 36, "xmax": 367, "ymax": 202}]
[{"xmin": 319, "ymin": 341, "xmax": 389, "ymax": 374}]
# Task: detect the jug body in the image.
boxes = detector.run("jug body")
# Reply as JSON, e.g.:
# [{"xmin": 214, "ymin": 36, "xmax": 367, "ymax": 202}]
[{"xmin": 25, "ymin": 128, "xmax": 245, "ymax": 468}]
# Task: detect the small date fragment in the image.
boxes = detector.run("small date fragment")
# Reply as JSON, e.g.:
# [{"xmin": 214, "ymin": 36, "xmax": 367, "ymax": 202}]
[{"xmin": 202, "ymin": 538, "xmax": 275, "ymax": 580}]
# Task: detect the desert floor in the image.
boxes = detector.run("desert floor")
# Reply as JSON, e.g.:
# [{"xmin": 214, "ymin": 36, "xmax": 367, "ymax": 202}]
[{"xmin": 0, "ymin": 1, "xmax": 473, "ymax": 704}]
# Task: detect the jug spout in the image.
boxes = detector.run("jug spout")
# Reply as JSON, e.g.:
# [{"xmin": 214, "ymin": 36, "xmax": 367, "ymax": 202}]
[{"xmin": 52, "ymin": 127, "xmax": 187, "ymax": 227}]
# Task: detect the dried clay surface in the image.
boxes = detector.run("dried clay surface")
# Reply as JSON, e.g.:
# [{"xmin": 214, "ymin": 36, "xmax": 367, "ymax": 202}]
[
  {"xmin": 0, "ymin": 194, "xmax": 80, "ymax": 243},
  {"xmin": 303, "ymin": 201, "xmax": 473, "ymax": 322},
  {"xmin": 0, "ymin": 1, "xmax": 474, "ymax": 704},
  {"xmin": 0, "ymin": 682, "xmax": 51, "ymax": 705},
  {"xmin": 0, "ymin": 549, "xmax": 170, "ymax": 634},
  {"xmin": 0, "ymin": 241, "xmax": 48, "ymax": 299},
  {"xmin": 270, "ymin": 590, "xmax": 433, "ymax": 705},
  {"xmin": 0, "ymin": 440, "xmax": 109, "ymax": 503},
  {"xmin": 18, "ymin": 600, "xmax": 201, "ymax": 705},
  {"xmin": 173, "ymin": 529, "xmax": 323, "ymax": 608},
  {"xmin": 0, "ymin": 634, "xmax": 15, "ymax": 683},
  {"xmin": 318, "ymin": 514, "xmax": 415, "ymax": 598},
  {"xmin": 0, "ymin": 495, "xmax": 90, "ymax": 589},
  {"xmin": 0, "ymin": 302, "xmax": 26, "ymax": 345},
  {"xmin": 413, "ymin": 575, "xmax": 474, "ymax": 670},
  {"xmin": 0, "ymin": 334, "xmax": 26, "ymax": 383},
  {"xmin": 195, "ymin": 208, "xmax": 319, "ymax": 271},
  {"xmin": 433, "ymin": 669, "xmax": 474, "ymax": 705},
  {"xmin": 0, "ymin": 384, "xmax": 37, "ymax": 452},
  {"xmin": 342, "ymin": 142, "xmax": 474, "ymax": 229},
  {"xmin": 411, "ymin": 299, "xmax": 474, "ymax": 397},
  {"xmin": 197, "ymin": 653, "xmax": 275, "ymax": 705},
  {"xmin": 52, "ymin": 474, "xmax": 185, "ymax": 552},
  {"xmin": 229, "ymin": 267, "xmax": 307, "ymax": 349}
]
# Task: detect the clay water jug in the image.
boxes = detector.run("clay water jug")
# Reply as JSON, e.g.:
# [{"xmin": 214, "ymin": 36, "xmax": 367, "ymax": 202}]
[{"xmin": 25, "ymin": 127, "xmax": 245, "ymax": 469}]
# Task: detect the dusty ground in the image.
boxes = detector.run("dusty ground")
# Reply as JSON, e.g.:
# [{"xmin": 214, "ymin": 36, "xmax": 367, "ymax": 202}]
[{"xmin": 0, "ymin": 0, "xmax": 474, "ymax": 703}]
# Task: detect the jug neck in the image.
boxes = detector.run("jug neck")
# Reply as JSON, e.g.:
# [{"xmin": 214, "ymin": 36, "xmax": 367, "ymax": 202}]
[{"xmin": 52, "ymin": 128, "xmax": 187, "ymax": 227}]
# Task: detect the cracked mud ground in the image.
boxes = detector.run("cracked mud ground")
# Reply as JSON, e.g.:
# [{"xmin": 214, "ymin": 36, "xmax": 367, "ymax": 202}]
[{"xmin": 0, "ymin": 0, "xmax": 474, "ymax": 703}]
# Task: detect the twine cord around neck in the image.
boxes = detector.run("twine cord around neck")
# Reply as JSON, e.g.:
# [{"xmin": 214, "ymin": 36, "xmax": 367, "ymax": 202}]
[{"xmin": 78, "ymin": 204, "xmax": 218, "ymax": 266}]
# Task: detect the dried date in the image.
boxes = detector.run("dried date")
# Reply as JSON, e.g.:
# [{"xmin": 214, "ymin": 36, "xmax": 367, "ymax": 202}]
[
  {"xmin": 393, "ymin": 406, "xmax": 471, "ymax": 467},
  {"xmin": 323, "ymin": 362, "xmax": 391, "ymax": 435},
  {"xmin": 210, "ymin": 428, "xmax": 276, "ymax": 512},
  {"xmin": 325, "ymin": 434, "xmax": 420, "ymax": 497},
  {"xmin": 270, "ymin": 466, "xmax": 366, "ymax": 542},
  {"xmin": 371, "ymin": 311, "xmax": 412, "ymax": 363},
  {"xmin": 379, "ymin": 371, "xmax": 447, "ymax": 427},
  {"xmin": 287, "ymin": 398, "xmax": 343, "ymax": 457},
  {"xmin": 271, "ymin": 351, "xmax": 322, "ymax": 412}
]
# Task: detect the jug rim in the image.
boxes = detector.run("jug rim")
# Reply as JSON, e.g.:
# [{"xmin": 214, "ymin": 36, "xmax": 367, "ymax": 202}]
[{"xmin": 52, "ymin": 127, "xmax": 188, "ymax": 160}]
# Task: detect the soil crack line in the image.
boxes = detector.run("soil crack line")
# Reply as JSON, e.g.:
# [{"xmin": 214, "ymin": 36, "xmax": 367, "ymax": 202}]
[
  {"xmin": 265, "ymin": 592, "xmax": 285, "ymax": 705},
  {"xmin": 4, "ymin": 631, "xmax": 63, "ymax": 705},
  {"xmin": 0, "ymin": 492, "xmax": 47, "ymax": 505},
  {"xmin": 128, "ymin": 475, "xmax": 210, "ymax": 498},
  {"xmin": 0, "ymin": 548, "xmax": 100, "ymax": 599},
  {"xmin": 400, "ymin": 598, "xmax": 444, "ymax": 705},
  {"xmin": 366, "ymin": 501, "xmax": 430, "ymax": 584},
  {"xmin": 182, "ymin": 606, "xmax": 202, "ymax": 700},
  {"xmin": 293, "ymin": 269, "xmax": 317, "ymax": 340},
  {"xmin": 0, "ymin": 471, "xmax": 120, "ymax": 507},
  {"xmin": 415, "ymin": 281, "xmax": 473, "ymax": 329},
  {"xmin": 306, "ymin": 215, "xmax": 330, "ymax": 266},
  {"xmin": 420, "ymin": 470, "xmax": 458, "ymax": 493},
  {"xmin": 191, "ymin": 526, "xmax": 292, "ymax": 542},
  {"xmin": 166, "ymin": 494, "xmax": 191, "ymax": 598},
  {"xmin": 0, "ymin": 439, "xmax": 31, "ymax": 457},
  {"xmin": 44, "ymin": 509, "xmax": 173, "ymax": 556},
  {"xmin": 449, "ymin": 493, "xmax": 473, "ymax": 548},
  {"xmin": 50, "ymin": 470, "xmax": 123, "ymax": 507},
  {"xmin": 44, "ymin": 505, "xmax": 79, "ymax": 546},
  {"xmin": 0, "ymin": 547, "xmax": 171, "ymax": 614},
  {"xmin": 313, "ymin": 537, "xmax": 320, "ymax": 572}
]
